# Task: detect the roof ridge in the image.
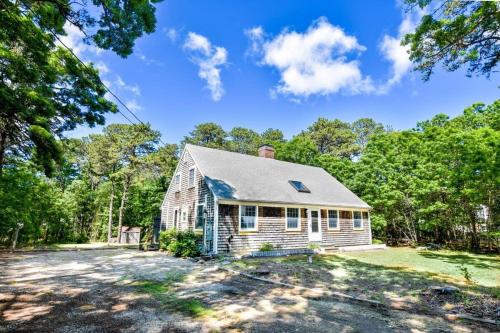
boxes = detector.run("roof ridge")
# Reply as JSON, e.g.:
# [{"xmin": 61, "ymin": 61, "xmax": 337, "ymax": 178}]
[{"xmin": 186, "ymin": 143, "xmax": 324, "ymax": 170}]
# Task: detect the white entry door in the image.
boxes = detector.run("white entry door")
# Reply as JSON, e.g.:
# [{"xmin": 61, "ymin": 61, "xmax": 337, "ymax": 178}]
[{"xmin": 308, "ymin": 209, "xmax": 322, "ymax": 242}]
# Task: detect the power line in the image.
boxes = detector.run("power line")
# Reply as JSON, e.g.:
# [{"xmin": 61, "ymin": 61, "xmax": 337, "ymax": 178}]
[{"xmin": 19, "ymin": 2, "xmax": 168, "ymax": 146}]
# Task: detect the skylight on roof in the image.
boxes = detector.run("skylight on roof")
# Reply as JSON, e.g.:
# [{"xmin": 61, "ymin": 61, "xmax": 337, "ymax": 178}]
[{"xmin": 289, "ymin": 180, "xmax": 310, "ymax": 193}]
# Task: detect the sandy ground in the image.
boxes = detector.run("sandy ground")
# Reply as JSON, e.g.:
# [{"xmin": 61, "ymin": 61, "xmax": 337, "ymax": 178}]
[{"xmin": 0, "ymin": 249, "xmax": 494, "ymax": 332}]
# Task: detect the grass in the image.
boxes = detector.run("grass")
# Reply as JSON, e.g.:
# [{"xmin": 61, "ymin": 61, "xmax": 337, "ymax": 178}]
[
  {"xmin": 229, "ymin": 247, "xmax": 499, "ymax": 318},
  {"xmin": 337, "ymin": 247, "xmax": 499, "ymax": 287},
  {"xmin": 131, "ymin": 271, "xmax": 214, "ymax": 318}
]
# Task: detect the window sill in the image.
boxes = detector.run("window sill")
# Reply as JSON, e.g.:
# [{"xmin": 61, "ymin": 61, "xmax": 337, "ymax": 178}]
[
  {"xmin": 353, "ymin": 228, "xmax": 364, "ymax": 231},
  {"xmin": 327, "ymin": 228, "xmax": 340, "ymax": 231},
  {"xmin": 239, "ymin": 230, "xmax": 258, "ymax": 235},
  {"xmin": 285, "ymin": 228, "xmax": 301, "ymax": 232}
]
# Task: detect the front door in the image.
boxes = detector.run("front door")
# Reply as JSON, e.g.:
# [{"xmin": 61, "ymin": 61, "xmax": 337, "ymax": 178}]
[{"xmin": 308, "ymin": 209, "xmax": 322, "ymax": 242}]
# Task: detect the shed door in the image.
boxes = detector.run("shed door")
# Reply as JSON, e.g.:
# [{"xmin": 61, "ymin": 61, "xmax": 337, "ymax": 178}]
[{"xmin": 308, "ymin": 209, "xmax": 322, "ymax": 242}]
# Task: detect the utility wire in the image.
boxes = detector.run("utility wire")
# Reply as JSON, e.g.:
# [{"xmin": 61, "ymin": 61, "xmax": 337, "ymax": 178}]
[{"xmin": 19, "ymin": 2, "xmax": 168, "ymax": 146}]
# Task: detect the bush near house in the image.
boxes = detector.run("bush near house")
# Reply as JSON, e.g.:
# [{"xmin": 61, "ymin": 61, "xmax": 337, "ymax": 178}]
[{"xmin": 159, "ymin": 230, "xmax": 202, "ymax": 257}]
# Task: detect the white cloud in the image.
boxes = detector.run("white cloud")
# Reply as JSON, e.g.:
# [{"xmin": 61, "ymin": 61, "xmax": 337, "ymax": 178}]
[
  {"xmin": 164, "ymin": 28, "xmax": 179, "ymax": 43},
  {"xmin": 94, "ymin": 61, "xmax": 109, "ymax": 74},
  {"xmin": 125, "ymin": 100, "xmax": 142, "ymax": 112},
  {"xmin": 246, "ymin": 18, "xmax": 375, "ymax": 99},
  {"xmin": 378, "ymin": 12, "xmax": 421, "ymax": 93},
  {"xmin": 114, "ymin": 76, "xmax": 141, "ymax": 96},
  {"xmin": 245, "ymin": 26, "xmax": 265, "ymax": 55},
  {"xmin": 183, "ymin": 32, "xmax": 228, "ymax": 102},
  {"xmin": 58, "ymin": 22, "xmax": 102, "ymax": 57}
]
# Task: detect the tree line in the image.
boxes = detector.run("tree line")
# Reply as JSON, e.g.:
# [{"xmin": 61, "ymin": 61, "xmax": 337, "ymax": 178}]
[
  {"xmin": 1, "ymin": 0, "xmax": 498, "ymax": 249},
  {"xmin": 1, "ymin": 101, "xmax": 498, "ymax": 250}
]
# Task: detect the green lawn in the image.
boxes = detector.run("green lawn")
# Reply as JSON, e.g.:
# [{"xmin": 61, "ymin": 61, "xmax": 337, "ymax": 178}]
[
  {"xmin": 230, "ymin": 247, "xmax": 499, "ymax": 319},
  {"xmin": 338, "ymin": 247, "xmax": 499, "ymax": 288}
]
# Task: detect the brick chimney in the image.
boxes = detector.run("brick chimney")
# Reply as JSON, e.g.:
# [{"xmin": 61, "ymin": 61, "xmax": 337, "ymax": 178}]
[{"xmin": 258, "ymin": 144, "xmax": 275, "ymax": 159}]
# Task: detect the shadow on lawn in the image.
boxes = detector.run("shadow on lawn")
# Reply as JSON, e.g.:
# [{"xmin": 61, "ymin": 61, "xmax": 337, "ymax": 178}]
[
  {"xmin": 417, "ymin": 251, "xmax": 500, "ymax": 270},
  {"xmin": 242, "ymin": 254, "xmax": 499, "ymax": 317},
  {"xmin": 0, "ymin": 250, "xmax": 494, "ymax": 333}
]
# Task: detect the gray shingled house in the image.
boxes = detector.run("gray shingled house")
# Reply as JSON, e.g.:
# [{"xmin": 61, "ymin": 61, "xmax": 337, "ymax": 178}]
[{"xmin": 160, "ymin": 144, "xmax": 372, "ymax": 254}]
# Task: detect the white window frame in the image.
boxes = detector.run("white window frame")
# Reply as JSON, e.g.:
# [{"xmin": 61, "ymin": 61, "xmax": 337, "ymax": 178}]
[
  {"xmin": 285, "ymin": 207, "xmax": 301, "ymax": 231},
  {"xmin": 194, "ymin": 203, "xmax": 204, "ymax": 231},
  {"xmin": 181, "ymin": 206, "xmax": 188, "ymax": 224},
  {"xmin": 188, "ymin": 166, "xmax": 196, "ymax": 188},
  {"xmin": 327, "ymin": 209, "xmax": 340, "ymax": 230},
  {"xmin": 174, "ymin": 172, "xmax": 181, "ymax": 192},
  {"xmin": 238, "ymin": 205, "xmax": 258, "ymax": 232},
  {"xmin": 352, "ymin": 210, "xmax": 364, "ymax": 230}
]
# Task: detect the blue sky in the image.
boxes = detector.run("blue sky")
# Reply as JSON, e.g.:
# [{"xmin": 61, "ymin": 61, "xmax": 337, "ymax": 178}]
[{"xmin": 65, "ymin": 0, "xmax": 499, "ymax": 143}]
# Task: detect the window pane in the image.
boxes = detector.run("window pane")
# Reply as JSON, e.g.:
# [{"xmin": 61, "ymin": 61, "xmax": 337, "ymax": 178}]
[
  {"xmin": 189, "ymin": 168, "xmax": 195, "ymax": 186},
  {"xmin": 288, "ymin": 180, "xmax": 311, "ymax": 193},
  {"xmin": 287, "ymin": 208, "xmax": 299, "ymax": 229},
  {"xmin": 311, "ymin": 211, "xmax": 319, "ymax": 232},
  {"xmin": 328, "ymin": 210, "xmax": 338, "ymax": 228},
  {"xmin": 195, "ymin": 205, "xmax": 204, "ymax": 229},
  {"xmin": 241, "ymin": 206, "xmax": 256, "ymax": 230},
  {"xmin": 354, "ymin": 211, "xmax": 362, "ymax": 228}
]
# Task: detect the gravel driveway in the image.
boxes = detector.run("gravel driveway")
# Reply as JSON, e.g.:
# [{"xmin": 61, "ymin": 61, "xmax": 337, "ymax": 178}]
[{"xmin": 0, "ymin": 249, "xmax": 493, "ymax": 332}]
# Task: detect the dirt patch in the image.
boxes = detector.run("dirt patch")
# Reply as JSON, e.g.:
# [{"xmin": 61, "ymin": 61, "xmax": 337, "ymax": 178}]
[
  {"xmin": 0, "ymin": 250, "xmax": 495, "ymax": 332},
  {"xmin": 229, "ymin": 255, "xmax": 500, "ymax": 322}
]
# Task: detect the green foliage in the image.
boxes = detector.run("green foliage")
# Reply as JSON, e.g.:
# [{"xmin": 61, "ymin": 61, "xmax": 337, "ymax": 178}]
[
  {"xmin": 182, "ymin": 123, "xmax": 227, "ymax": 149},
  {"xmin": 459, "ymin": 265, "xmax": 474, "ymax": 285},
  {"xmin": 259, "ymin": 242, "xmax": 274, "ymax": 252},
  {"xmin": 372, "ymin": 239, "xmax": 384, "ymax": 245},
  {"xmin": 159, "ymin": 229, "xmax": 178, "ymax": 250},
  {"xmin": 274, "ymin": 135, "xmax": 319, "ymax": 165},
  {"xmin": 160, "ymin": 230, "xmax": 202, "ymax": 257},
  {"xmin": 403, "ymin": 1, "xmax": 499, "ymax": 80},
  {"xmin": 303, "ymin": 118, "xmax": 359, "ymax": 158},
  {"xmin": 0, "ymin": 0, "xmax": 162, "ymax": 175}
]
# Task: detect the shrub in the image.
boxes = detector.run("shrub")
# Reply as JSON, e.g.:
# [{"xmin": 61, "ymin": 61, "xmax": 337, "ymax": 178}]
[
  {"xmin": 165, "ymin": 230, "xmax": 202, "ymax": 257},
  {"xmin": 372, "ymin": 238, "xmax": 384, "ymax": 244},
  {"xmin": 259, "ymin": 242, "xmax": 274, "ymax": 251},
  {"xmin": 159, "ymin": 229, "xmax": 178, "ymax": 250}
]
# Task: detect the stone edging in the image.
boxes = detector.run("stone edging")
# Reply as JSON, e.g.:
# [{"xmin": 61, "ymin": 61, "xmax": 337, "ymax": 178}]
[{"xmin": 219, "ymin": 266, "xmax": 499, "ymax": 327}]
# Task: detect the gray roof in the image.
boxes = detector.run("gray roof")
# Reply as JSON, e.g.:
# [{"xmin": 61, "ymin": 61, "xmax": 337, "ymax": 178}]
[{"xmin": 186, "ymin": 144, "xmax": 370, "ymax": 209}]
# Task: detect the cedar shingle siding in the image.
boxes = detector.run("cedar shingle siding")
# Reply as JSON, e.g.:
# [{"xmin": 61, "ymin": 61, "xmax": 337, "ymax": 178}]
[
  {"xmin": 161, "ymin": 145, "xmax": 372, "ymax": 254},
  {"xmin": 161, "ymin": 150, "xmax": 214, "ymax": 232}
]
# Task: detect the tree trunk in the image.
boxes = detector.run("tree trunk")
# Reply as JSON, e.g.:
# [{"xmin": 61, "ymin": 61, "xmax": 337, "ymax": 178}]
[
  {"xmin": 107, "ymin": 182, "xmax": 114, "ymax": 245},
  {"xmin": 0, "ymin": 129, "xmax": 7, "ymax": 176},
  {"xmin": 12, "ymin": 224, "xmax": 22, "ymax": 250},
  {"xmin": 117, "ymin": 176, "xmax": 131, "ymax": 244}
]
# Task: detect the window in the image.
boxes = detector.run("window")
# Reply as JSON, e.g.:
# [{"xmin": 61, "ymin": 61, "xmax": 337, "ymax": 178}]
[
  {"xmin": 173, "ymin": 208, "xmax": 179, "ymax": 229},
  {"xmin": 328, "ymin": 210, "xmax": 339, "ymax": 229},
  {"xmin": 188, "ymin": 167, "xmax": 196, "ymax": 188},
  {"xmin": 181, "ymin": 208, "xmax": 188, "ymax": 223},
  {"xmin": 288, "ymin": 180, "xmax": 311, "ymax": 193},
  {"xmin": 286, "ymin": 208, "xmax": 300, "ymax": 230},
  {"xmin": 263, "ymin": 207, "xmax": 281, "ymax": 218},
  {"xmin": 353, "ymin": 211, "xmax": 363, "ymax": 229},
  {"xmin": 239, "ymin": 205, "xmax": 257, "ymax": 231},
  {"xmin": 195, "ymin": 205, "xmax": 205, "ymax": 230},
  {"xmin": 174, "ymin": 172, "xmax": 181, "ymax": 191}
]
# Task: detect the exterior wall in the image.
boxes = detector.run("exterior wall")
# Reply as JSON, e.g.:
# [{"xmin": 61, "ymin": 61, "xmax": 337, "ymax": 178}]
[
  {"xmin": 217, "ymin": 205, "xmax": 308, "ymax": 253},
  {"xmin": 320, "ymin": 209, "xmax": 371, "ymax": 247},
  {"xmin": 160, "ymin": 150, "xmax": 214, "ymax": 233},
  {"xmin": 217, "ymin": 204, "xmax": 371, "ymax": 254}
]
